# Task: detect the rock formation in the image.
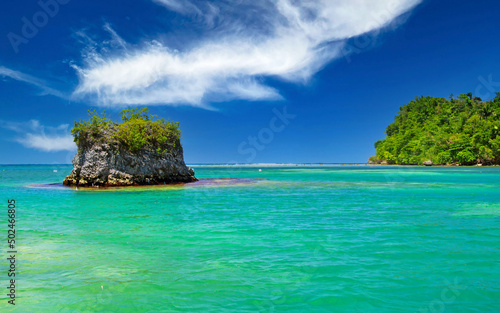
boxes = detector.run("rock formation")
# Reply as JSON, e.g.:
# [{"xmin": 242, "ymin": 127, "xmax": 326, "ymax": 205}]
[{"xmin": 63, "ymin": 126, "xmax": 196, "ymax": 187}]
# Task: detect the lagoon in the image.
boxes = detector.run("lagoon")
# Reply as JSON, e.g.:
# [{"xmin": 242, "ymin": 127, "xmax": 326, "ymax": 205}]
[{"xmin": 0, "ymin": 165, "xmax": 499, "ymax": 312}]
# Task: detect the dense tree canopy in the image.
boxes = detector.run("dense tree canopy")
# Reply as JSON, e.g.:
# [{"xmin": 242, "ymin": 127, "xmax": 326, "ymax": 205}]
[
  {"xmin": 370, "ymin": 93, "xmax": 500, "ymax": 165},
  {"xmin": 71, "ymin": 107, "xmax": 181, "ymax": 155}
]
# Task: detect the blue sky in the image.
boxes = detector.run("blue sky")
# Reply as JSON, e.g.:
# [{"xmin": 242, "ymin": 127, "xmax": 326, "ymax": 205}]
[{"xmin": 1, "ymin": 0, "xmax": 500, "ymax": 164}]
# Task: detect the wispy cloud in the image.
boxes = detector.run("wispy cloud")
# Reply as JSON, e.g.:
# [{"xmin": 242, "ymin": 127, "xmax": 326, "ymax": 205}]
[
  {"xmin": 74, "ymin": 0, "xmax": 422, "ymax": 108},
  {"xmin": 0, "ymin": 66, "xmax": 67, "ymax": 99},
  {"xmin": 103, "ymin": 23, "xmax": 128, "ymax": 50},
  {"xmin": 153, "ymin": 0, "xmax": 220, "ymax": 28},
  {"xmin": 0, "ymin": 120, "xmax": 76, "ymax": 152},
  {"xmin": 152, "ymin": 0, "xmax": 202, "ymax": 15}
]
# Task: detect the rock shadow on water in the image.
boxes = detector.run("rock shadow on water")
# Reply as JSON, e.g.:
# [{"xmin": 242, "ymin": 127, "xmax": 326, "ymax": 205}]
[{"xmin": 28, "ymin": 178, "xmax": 268, "ymax": 192}]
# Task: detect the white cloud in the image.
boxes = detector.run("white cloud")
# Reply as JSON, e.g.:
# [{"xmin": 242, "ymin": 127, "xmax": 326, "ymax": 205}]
[
  {"xmin": 152, "ymin": 0, "xmax": 202, "ymax": 15},
  {"xmin": 0, "ymin": 120, "xmax": 76, "ymax": 152},
  {"xmin": 103, "ymin": 23, "xmax": 128, "ymax": 50},
  {"xmin": 74, "ymin": 0, "xmax": 422, "ymax": 108},
  {"xmin": 19, "ymin": 133, "xmax": 75, "ymax": 152},
  {"xmin": 0, "ymin": 66, "xmax": 66, "ymax": 99}
]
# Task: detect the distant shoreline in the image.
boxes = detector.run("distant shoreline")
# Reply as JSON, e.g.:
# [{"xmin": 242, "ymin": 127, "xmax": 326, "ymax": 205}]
[
  {"xmin": 1, "ymin": 163, "xmax": 498, "ymax": 167},
  {"xmin": 188, "ymin": 163, "xmax": 370, "ymax": 167},
  {"xmin": 187, "ymin": 163, "xmax": 499, "ymax": 168}
]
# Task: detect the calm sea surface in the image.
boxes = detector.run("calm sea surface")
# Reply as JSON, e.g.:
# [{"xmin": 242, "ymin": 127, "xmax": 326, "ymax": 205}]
[{"xmin": 0, "ymin": 165, "xmax": 499, "ymax": 312}]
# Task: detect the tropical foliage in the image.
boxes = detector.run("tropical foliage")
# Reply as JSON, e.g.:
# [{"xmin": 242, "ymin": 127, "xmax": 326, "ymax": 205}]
[
  {"xmin": 71, "ymin": 109, "xmax": 112, "ymax": 146},
  {"xmin": 71, "ymin": 107, "xmax": 181, "ymax": 154},
  {"xmin": 371, "ymin": 93, "xmax": 500, "ymax": 165}
]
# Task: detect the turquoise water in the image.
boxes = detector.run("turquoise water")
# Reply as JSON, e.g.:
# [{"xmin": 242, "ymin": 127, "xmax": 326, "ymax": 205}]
[{"xmin": 1, "ymin": 165, "xmax": 499, "ymax": 312}]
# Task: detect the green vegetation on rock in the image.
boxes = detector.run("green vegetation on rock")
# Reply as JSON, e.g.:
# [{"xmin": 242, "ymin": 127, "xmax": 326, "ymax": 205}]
[
  {"xmin": 71, "ymin": 107, "xmax": 181, "ymax": 154},
  {"xmin": 371, "ymin": 93, "xmax": 500, "ymax": 165}
]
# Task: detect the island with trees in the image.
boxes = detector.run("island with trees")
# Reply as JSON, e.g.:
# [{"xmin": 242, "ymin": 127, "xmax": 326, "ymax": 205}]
[
  {"xmin": 370, "ymin": 93, "xmax": 500, "ymax": 166},
  {"xmin": 63, "ymin": 107, "xmax": 197, "ymax": 187}
]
